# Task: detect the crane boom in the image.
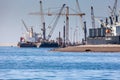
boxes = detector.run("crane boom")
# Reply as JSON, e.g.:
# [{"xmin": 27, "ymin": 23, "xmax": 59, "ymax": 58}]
[
  {"xmin": 29, "ymin": 12, "xmax": 85, "ymax": 16},
  {"xmin": 108, "ymin": 0, "xmax": 118, "ymax": 24},
  {"xmin": 47, "ymin": 4, "xmax": 66, "ymax": 40},
  {"xmin": 112, "ymin": 0, "xmax": 117, "ymax": 16},
  {"xmin": 21, "ymin": 19, "xmax": 29, "ymax": 32},
  {"xmin": 29, "ymin": 0, "xmax": 85, "ymax": 41}
]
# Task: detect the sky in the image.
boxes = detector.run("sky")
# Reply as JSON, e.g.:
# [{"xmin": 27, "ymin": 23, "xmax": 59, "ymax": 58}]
[{"xmin": 0, "ymin": 0, "xmax": 119, "ymax": 43}]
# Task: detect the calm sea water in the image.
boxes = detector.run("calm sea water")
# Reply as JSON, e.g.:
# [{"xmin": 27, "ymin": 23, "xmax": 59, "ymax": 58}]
[{"xmin": 0, "ymin": 47, "xmax": 120, "ymax": 80}]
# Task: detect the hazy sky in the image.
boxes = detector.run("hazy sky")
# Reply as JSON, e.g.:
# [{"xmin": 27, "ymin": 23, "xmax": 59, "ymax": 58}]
[{"xmin": 0, "ymin": 0, "xmax": 119, "ymax": 43}]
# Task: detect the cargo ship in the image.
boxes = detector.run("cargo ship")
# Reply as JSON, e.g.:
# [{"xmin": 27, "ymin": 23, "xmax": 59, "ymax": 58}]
[
  {"xmin": 17, "ymin": 28, "xmax": 60, "ymax": 48},
  {"xmin": 17, "ymin": 20, "xmax": 60, "ymax": 48},
  {"xmin": 87, "ymin": 0, "xmax": 120, "ymax": 45},
  {"xmin": 18, "ymin": 0, "xmax": 65, "ymax": 48}
]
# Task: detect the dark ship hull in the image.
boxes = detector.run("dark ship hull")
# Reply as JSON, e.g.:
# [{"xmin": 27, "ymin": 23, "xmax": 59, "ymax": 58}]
[
  {"xmin": 39, "ymin": 42, "xmax": 59, "ymax": 47},
  {"xmin": 17, "ymin": 42, "xmax": 37, "ymax": 48},
  {"xmin": 87, "ymin": 36, "xmax": 120, "ymax": 45},
  {"xmin": 18, "ymin": 42, "xmax": 59, "ymax": 48}
]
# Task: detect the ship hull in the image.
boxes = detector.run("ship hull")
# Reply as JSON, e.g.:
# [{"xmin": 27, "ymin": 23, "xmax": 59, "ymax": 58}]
[
  {"xmin": 39, "ymin": 42, "xmax": 59, "ymax": 47},
  {"xmin": 18, "ymin": 42, "xmax": 59, "ymax": 48},
  {"xmin": 17, "ymin": 42, "xmax": 37, "ymax": 47},
  {"xmin": 87, "ymin": 36, "xmax": 120, "ymax": 45}
]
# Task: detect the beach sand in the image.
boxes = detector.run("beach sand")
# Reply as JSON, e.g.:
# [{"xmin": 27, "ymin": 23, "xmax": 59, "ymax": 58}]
[
  {"xmin": 0, "ymin": 43, "xmax": 17, "ymax": 46},
  {"xmin": 53, "ymin": 45, "xmax": 120, "ymax": 52}
]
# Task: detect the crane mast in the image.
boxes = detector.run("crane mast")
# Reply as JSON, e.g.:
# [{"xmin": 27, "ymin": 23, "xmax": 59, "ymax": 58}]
[
  {"xmin": 40, "ymin": 1, "xmax": 46, "ymax": 40},
  {"xmin": 66, "ymin": 6, "xmax": 69, "ymax": 44},
  {"xmin": 91, "ymin": 6, "xmax": 95, "ymax": 28}
]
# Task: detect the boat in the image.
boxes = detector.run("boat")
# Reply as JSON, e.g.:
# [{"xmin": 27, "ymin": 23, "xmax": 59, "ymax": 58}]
[
  {"xmin": 17, "ymin": 26, "xmax": 60, "ymax": 48},
  {"xmin": 17, "ymin": 42, "xmax": 37, "ymax": 48},
  {"xmin": 87, "ymin": 0, "xmax": 120, "ymax": 45},
  {"xmin": 18, "ymin": 1, "xmax": 65, "ymax": 48}
]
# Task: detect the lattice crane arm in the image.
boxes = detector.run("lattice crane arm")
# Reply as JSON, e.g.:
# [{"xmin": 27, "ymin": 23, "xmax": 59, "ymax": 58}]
[
  {"xmin": 21, "ymin": 19, "xmax": 29, "ymax": 32},
  {"xmin": 76, "ymin": 0, "xmax": 85, "ymax": 30},
  {"xmin": 47, "ymin": 4, "xmax": 66, "ymax": 40}
]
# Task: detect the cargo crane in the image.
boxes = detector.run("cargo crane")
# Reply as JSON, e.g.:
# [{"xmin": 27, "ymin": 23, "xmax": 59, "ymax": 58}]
[
  {"xmin": 40, "ymin": 1, "xmax": 46, "ymax": 41},
  {"xmin": 21, "ymin": 19, "xmax": 29, "ymax": 32},
  {"xmin": 21, "ymin": 19, "xmax": 33, "ymax": 38},
  {"xmin": 76, "ymin": 0, "xmax": 84, "ymax": 30},
  {"xmin": 29, "ymin": 1, "xmax": 85, "ymax": 46},
  {"xmin": 47, "ymin": 4, "xmax": 66, "ymax": 40},
  {"xmin": 108, "ymin": 0, "xmax": 118, "ymax": 24},
  {"xmin": 30, "ymin": 1, "xmax": 66, "ymax": 41},
  {"xmin": 76, "ymin": 0, "xmax": 86, "ymax": 44},
  {"xmin": 91, "ymin": 6, "xmax": 95, "ymax": 28}
]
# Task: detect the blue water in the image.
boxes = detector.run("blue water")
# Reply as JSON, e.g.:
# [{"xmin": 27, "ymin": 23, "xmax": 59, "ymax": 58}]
[{"xmin": 0, "ymin": 47, "xmax": 120, "ymax": 80}]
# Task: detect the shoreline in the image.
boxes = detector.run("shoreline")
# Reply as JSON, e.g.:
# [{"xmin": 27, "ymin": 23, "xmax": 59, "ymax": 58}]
[
  {"xmin": 53, "ymin": 45, "xmax": 120, "ymax": 52},
  {"xmin": 0, "ymin": 43, "xmax": 17, "ymax": 47}
]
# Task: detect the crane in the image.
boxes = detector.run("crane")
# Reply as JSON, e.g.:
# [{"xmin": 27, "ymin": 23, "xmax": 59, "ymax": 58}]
[
  {"xmin": 65, "ymin": 6, "xmax": 69, "ymax": 44},
  {"xmin": 91, "ymin": 6, "xmax": 95, "ymax": 28},
  {"xmin": 40, "ymin": 1, "xmax": 46, "ymax": 40},
  {"xmin": 108, "ymin": 0, "xmax": 118, "ymax": 23},
  {"xmin": 21, "ymin": 19, "xmax": 29, "ymax": 32},
  {"xmin": 108, "ymin": 0, "xmax": 117, "ymax": 16},
  {"xmin": 76, "ymin": 0, "xmax": 84, "ymax": 30},
  {"xmin": 29, "ymin": 1, "xmax": 85, "ymax": 42},
  {"xmin": 47, "ymin": 4, "xmax": 66, "ymax": 40}
]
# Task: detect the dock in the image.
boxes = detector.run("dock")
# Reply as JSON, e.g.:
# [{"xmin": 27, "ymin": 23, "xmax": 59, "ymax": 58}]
[{"xmin": 53, "ymin": 45, "xmax": 120, "ymax": 52}]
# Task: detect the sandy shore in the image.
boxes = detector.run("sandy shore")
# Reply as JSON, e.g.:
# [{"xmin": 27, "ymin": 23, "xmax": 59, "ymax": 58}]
[
  {"xmin": 0, "ymin": 43, "xmax": 17, "ymax": 46},
  {"xmin": 53, "ymin": 45, "xmax": 120, "ymax": 52}
]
